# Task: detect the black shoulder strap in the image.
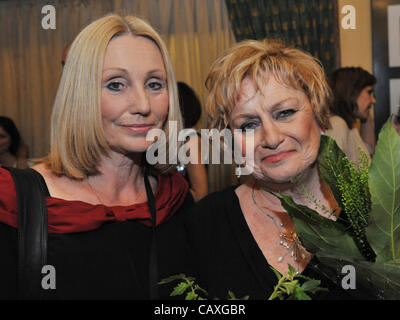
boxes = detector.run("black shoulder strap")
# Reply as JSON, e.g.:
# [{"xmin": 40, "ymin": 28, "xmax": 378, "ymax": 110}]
[
  {"xmin": 143, "ymin": 170, "xmax": 158, "ymax": 300},
  {"xmin": 5, "ymin": 167, "xmax": 49, "ymax": 300}
]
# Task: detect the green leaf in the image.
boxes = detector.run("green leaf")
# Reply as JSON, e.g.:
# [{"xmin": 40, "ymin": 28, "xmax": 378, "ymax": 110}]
[
  {"xmin": 317, "ymin": 135, "xmax": 349, "ymax": 209},
  {"xmin": 293, "ymin": 287, "xmax": 312, "ymax": 300},
  {"xmin": 362, "ymin": 260, "xmax": 400, "ymax": 299},
  {"xmin": 301, "ymin": 279, "xmax": 321, "ymax": 292},
  {"xmin": 287, "ymin": 264, "xmax": 297, "ymax": 278},
  {"xmin": 278, "ymin": 193, "xmax": 365, "ymax": 261},
  {"xmin": 367, "ymin": 121, "xmax": 400, "ymax": 263},
  {"xmin": 194, "ymin": 284, "xmax": 208, "ymax": 297},
  {"xmin": 227, "ymin": 290, "xmax": 250, "ymax": 300},
  {"xmin": 268, "ymin": 290, "xmax": 284, "ymax": 301},
  {"xmin": 317, "ymin": 135, "xmax": 375, "ymax": 261},
  {"xmin": 270, "ymin": 266, "xmax": 282, "ymax": 280},
  {"xmin": 185, "ymin": 291, "xmax": 198, "ymax": 300},
  {"xmin": 171, "ymin": 282, "xmax": 191, "ymax": 296},
  {"xmin": 281, "ymin": 280, "xmax": 298, "ymax": 294}
]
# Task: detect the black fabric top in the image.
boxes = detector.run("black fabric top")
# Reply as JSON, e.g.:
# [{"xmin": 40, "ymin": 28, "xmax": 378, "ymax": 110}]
[
  {"xmin": 0, "ymin": 193, "xmax": 194, "ymax": 300},
  {"xmin": 184, "ymin": 185, "xmax": 374, "ymax": 300}
]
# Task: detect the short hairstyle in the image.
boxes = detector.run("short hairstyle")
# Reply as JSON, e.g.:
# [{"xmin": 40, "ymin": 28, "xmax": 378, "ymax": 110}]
[
  {"xmin": 0, "ymin": 116, "xmax": 21, "ymax": 156},
  {"xmin": 45, "ymin": 14, "xmax": 182, "ymax": 179},
  {"xmin": 177, "ymin": 82, "xmax": 202, "ymax": 128},
  {"xmin": 329, "ymin": 67, "xmax": 377, "ymax": 129},
  {"xmin": 205, "ymin": 39, "xmax": 332, "ymax": 131}
]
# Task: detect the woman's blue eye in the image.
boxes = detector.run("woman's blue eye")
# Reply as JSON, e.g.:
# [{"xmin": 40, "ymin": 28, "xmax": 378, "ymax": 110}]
[
  {"xmin": 107, "ymin": 82, "xmax": 124, "ymax": 92},
  {"xmin": 240, "ymin": 122, "xmax": 258, "ymax": 131},
  {"xmin": 147, "ymin": 81, "xmax": 164, "ymax": 91},
  {"xmin": 276, "ymin": 109, "xmax": 297, "ymax": 120}
]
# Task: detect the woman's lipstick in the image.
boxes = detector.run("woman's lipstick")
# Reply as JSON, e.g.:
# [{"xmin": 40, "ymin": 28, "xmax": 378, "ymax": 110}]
[
  {"xmin": 263, "ymin": 150, "xmax": 295, "ymax": 163},
  {"xmin": 121, "ymin": 124, "xmax": 154, "ymax": 134}
]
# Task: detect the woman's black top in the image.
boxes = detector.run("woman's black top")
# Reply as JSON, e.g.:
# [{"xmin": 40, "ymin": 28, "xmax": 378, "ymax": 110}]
[
  {"xmin": 0, "ymin": 194, "xmax": 194, "ymax": 300},
  {"xmin": 184, "ymin": 185, "xmax": 374, "ymax": 300}
]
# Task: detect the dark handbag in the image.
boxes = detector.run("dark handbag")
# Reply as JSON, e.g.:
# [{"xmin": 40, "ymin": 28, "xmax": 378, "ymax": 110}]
[{"xmin": 4, "ymin": 167, "xmax": 49, "ymax": 300}]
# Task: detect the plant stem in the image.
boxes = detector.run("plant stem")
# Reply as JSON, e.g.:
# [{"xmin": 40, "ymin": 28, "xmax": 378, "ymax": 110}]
[{"xmin": 268, "ymin": 273, "xmax": 286, "ymax": 300}]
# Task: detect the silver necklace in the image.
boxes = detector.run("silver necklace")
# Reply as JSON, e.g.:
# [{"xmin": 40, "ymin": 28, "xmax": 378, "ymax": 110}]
[{"xmin": 251, "ymin": 182, "xmax": 310, "ymax": 271}]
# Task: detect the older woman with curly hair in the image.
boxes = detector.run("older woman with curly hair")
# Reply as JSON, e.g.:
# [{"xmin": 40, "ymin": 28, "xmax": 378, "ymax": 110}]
[{"xmin": 184, "ymin": 39, "xmax": 373, "ymax": 300}]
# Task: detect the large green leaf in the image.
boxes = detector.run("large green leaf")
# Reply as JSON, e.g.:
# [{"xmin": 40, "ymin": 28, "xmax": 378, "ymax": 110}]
[
  {"xmin": 317, "ymin": 135, "xmax": 349, "ymax": 209},
  {"xmin": 275, "ymin": 134, "xmax": 369, "ymax": 261},
  {"xmin": 312, "ymin": 255, "xmax": 400, "ymax": 299},
  {"xmin": 363, "ymin": 260, "xmax": 400, "ymax": 299},
  {"xmin": 279, "ymin": 194, "xmax": 364, "ymax": 261},
  {"xmin": 367, "ymin": 121, "xmax": 400, "ymax": 263}
]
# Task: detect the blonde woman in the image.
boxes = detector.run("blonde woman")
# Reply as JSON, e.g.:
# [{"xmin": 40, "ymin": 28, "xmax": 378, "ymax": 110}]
[
  {"xmin": 0, "ymin": 14, "xmax": 193, "ymax": 299},
  {"xmin": 184, "ymin": 40, "xmax": 373, "ymax": 300}
]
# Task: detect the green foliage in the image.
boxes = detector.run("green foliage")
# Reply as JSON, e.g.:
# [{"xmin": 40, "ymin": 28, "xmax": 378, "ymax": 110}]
[
  {"xmin": 367, "ymin": 121, "xmax": 400, "ymax": 263},
  {"xmin": 226, "ymin": 291, "xmax": 250, "ymax": 300},
  {"xmin": 158, "ymin": 274, "xmax": 250, "ymax": 300},
  {"xmin": 268, "ymin": 265, "xmax": 328, "ymax": 300},
  {"xmin": 273, "ymin": 120, "xmax": 400, "ymax": 299},
  {"xmin": 317, "ymin": 135, "xmax": 375, "ymax": 261},
  {"xmin": 158, "ymin": 274, "xmax": 208, "ymax": 300},
  {"xmin": 279, "ymin": 193, "xmax": 365, "ymax": 261},
  {"xmin": 159, "ymin": 269, "xmax": 322, "ymax": 301}
]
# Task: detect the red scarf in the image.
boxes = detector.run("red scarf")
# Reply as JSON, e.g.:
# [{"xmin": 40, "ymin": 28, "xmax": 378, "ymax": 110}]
[{"xmin": 0, "ymin": 168, "xmax": 189, "ymax": 234}]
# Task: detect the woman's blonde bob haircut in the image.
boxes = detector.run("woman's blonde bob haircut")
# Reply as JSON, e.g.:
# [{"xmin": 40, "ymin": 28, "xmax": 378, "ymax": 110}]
[
  {"xmin": 45, "ymin": 14, "xmax": 182, "ymax": 179},
  {"xmin": 205, "ymin": 39, "xmax": 332, "ymax": 131}
]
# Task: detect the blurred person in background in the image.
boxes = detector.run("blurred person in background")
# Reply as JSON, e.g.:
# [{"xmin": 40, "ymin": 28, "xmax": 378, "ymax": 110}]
[
  {"xmin": 0, "ymin": 116, "xmax": 31, "ymax": 169},
  {"xmin": 177, "ymin": 81, "xmax": 208, "ymax": 201},
  {"xmin": 325, "ymin": 67, "xmax": 376, "ymax": 164}
]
